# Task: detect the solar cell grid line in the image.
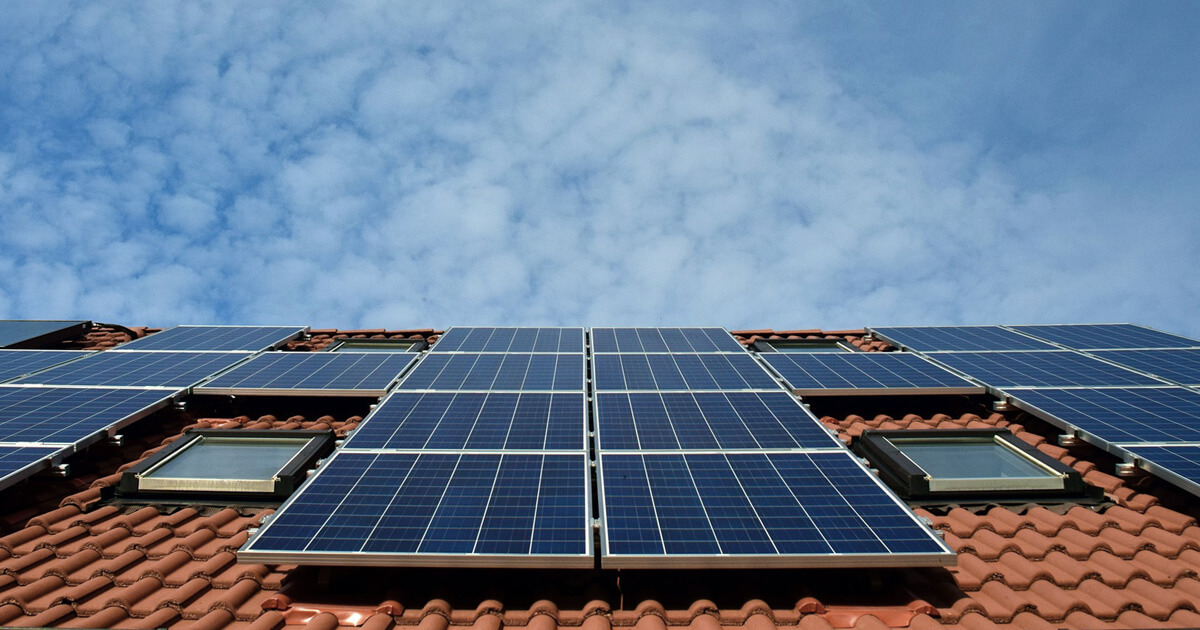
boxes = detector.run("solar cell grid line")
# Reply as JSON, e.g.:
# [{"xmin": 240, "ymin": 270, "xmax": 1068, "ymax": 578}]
[
  {"xmin": 0, "ymin": 386, "xmax": 172, "ymax": 444},
  {"xmin": 868, "ymin": 326, "xmax": 1057, "ymax": 352},
  {"xmin": 0, "ymin": 350, "xmax": 93, "ymax": 384},
  {"xmin": 597, "ymin": 451, "xmax": 952, "ymax": 568},
  {"xmin": 343, "ymin": 392, "xmax": 586, "ymax": 451},
  {"xmin": 594, "ymin": 391, "xmax": 842, "ymax": 450},
  {"xmin": 593, "ymin": 354, "xmax": 780, "ymax": 392},
  {"xmin": 396, "ymin": 353, "xmax": 584, "ymax": 392},
  {"xmin": 590, "ymin": 328, "xmax": 745, "ymax": 353},
  {"xmin": 12, "ymin": 351, "xmax": 251, "ymax": 389},
  {"xmin": 1007, "ymin": 324, "xmax": 1200, "ymax": 351},
  {"xmin": 431, "ymin": 327, "xmax": 585, "ymax": 353},
  {"xmin": 1122, "ymin": 444, "xmax": 1200, "ymax": 498},
  {"xmin": 239, "ymin": 451, "xmax": 592, "ymax": 567},
  {"xmin": 0, "ymin": 444, "xmax": 69, "ymax": 492},
  {"xmin": 761, "ymin": 352, "xmax": 982, "ymax": 395},
  {"xmin": 1006, "ymin": 387, "xmax": 1200, "ymax": 447},
  {"xmin": 1090, "ymin": 349, "xmax": 1200, "ymax": 386},
  {"xmin": 924, "ymin": 351, "xmax": 1165, "ymax": 389},
  {"xmin": 196, "ymin": 352, "xmax": 417, "ymax": 396},
  {"xmin": 113, "ymin": 325, "xmax": 306, "ymax": 352}
]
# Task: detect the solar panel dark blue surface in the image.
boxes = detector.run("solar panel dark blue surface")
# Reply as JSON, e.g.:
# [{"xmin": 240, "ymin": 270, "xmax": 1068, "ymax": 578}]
[
  {"xmin": 0, "ymin": 321, "xmax": 87, "ymax": 348},
  {"xmin": 0, "ymin": 386, "xmax": 171, "ymax": 444},
  {"xmin": 240, "ymin": 452, "xmax": 591, "ymax": 566},
  {"xmin": 599, "ymin": 451, "xmax": 951, "ymax": 567},
  {"xmin": 926, "ymin": 351, "xmax": 1163, "ymax": 388},
  {"xmin": 591, "ymin": 328, "xmax": 744, "ymax": 353},
  {"xmin": 1123, "ymin": 444, "xmax": 1200, "ymax": 496},
  {"xmin": 593, "ymin": 353, "xmax": 779, "ymax": 391},
  {"xmin": 595, "ymin": 392, "xmax": 840, "ymax": 450},
  {"xmin": 197, "ymin": 352, "xmax": 416, "ymax": 394},
  {"xmin": 115, "ymin": 325, "xmax": 304, "ymax": 351},
  {"xmin": 1007, "ymin": 387, "xmax": 1200, "ymax": 445},
  {"xmin": 762, "ymin": 352, "xmax": 981, "ymax": 393},
  {"xmin": 1090, "ymin": 349, "xmax": 1200, "ymax": 386},
  {"xmin": 1009, "ymin": 324, "xmax": 1200, "ymax": 350},
  {"xmin": 397, "ymin": 353, "xmax": 584, "ymax": 391},
  {"xmin": 0, "ymin": 350, "xmax": 91, "ymax": 383},
  {"xmin": 869, "ymin": 326, "xmax": 1056, "ymax": 352},
  {"xmin": 431, "ymin": 327, "xmax": 584, "ymax": 353},
  {"xmin": 0, "ymin": 444, "xmax": 66, "ymax": 491},
  {"xmin": 344, "ymin": 392, "xmax": 586, "ymax": 450},
  {"xmin": 13, "ymin": 351, "xmax": 249, "ymax": 389}
]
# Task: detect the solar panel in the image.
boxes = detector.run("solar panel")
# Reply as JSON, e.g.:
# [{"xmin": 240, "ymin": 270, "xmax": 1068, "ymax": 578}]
[
  {"xmin": 0, "ymin": 320, "xmax": 88, "ymax": 348},
  {"xmin": 196, "ymin": 352, "xmax": 417, "ymax": 396},
  {"xmin": 239, "ymin": 451, "xmax": 592, "ymax": 567},
  {"xmin": 591, "ymin": 328, "xmax": 745, "ymax": 353},
  {"xmin": 344, "ymin": 392, "xmax": 586, "ymax": 450},
  {"xmin": 762, "ymin": 352, "xmax": 983, "ymax": 395},
  {"xmin": 1006, "ymin": 387, "xmax": 1200, "ymax": 446},
  {"xmin": 869, "ymin": 326, "xmax": 1056, "ymax": 352},
  {"xmin": 0, "ymin": 445, "xmax": 68, "ymax": 492},
  {"xmin": 1089, "ymin": 349, "xmax": 1200, "ymax": 386},
  {"xmin": 1122, "ymin": 444, "xmax": 1200, "ymax": 495},
  {"xmin": 13, "ymin": 351, "xmax": 250, "ymax": 389},
  {"xmin": 431, "ymin": 327, "xmax": 584, "ymax": 353},
  {"xmin": 1009, "ymin": 324, "xmax": 1200, "ymax": 350},
  {"xmin": 594, "ymin": 392, "xmax": 840, "ymax": 450},
  {"xmin": 114, "ymin": 325, "xmax": 305, "ymax": 352},
  {"xmin": 0, "ymin": 350, "xmax": 92, "ymax": 383},
  {"xmin": 593, "ymin": 353, "xmax": 779, "ymax": 391},
  {"xmin": 397, "ymin": 353, "xmax": 584, "ymax": 392},
  {"xmin": 926, "ymin": 351, "xmax": 1163, "ymax": 388},
  {"xmin": 0, "ymin": 386, "xmax": 173, "ymax": 444},
  {"xmin": 598, "ymin": 451, "xmax": 952, "ymax": 568}
]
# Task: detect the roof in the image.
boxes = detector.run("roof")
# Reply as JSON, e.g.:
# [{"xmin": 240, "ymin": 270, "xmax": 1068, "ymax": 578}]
[{"xmin": 2, "ymin": 325, "xmax": 1200, "ymax": 629}]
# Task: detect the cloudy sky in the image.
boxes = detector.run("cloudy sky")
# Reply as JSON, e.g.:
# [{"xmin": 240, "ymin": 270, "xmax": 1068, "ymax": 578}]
[{"xmin": 2, "ymin": 3, "xmax": 1197, "ymax": 335}]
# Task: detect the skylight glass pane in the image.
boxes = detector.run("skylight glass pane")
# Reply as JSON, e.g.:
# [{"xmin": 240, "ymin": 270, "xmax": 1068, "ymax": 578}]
[
  {"xmin": 147, "ymin": 437, "xmax": 306, "ymax": 480},
  {"xmin": 890, "ymin": 438, "xmax": 1051, "ymax": 479}
]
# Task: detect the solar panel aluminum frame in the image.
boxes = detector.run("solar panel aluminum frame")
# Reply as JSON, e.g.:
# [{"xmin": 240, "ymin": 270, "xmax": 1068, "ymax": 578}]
[
  {"xmin": 762, "ymin": 355, "xmax": 985, "ymax": 397},
  {"xmin": 1122, "ymin": 443, "xmax": 1200, "ymax": 499},
  {"xmin": 0, "ymin": 444, "xmax": 73, "ymax": 492},
  {"xmin": 111, "ymin": 325, "xmax": 309, "ymax": 353},
  {"xmin": 595, "ymin": 450, "xmax": 955, "ymax": 569},
  {"xmin": 238, "ymin": 450, "xmax": 596, "ymax": 569},
  {"xmin": 194, "ymin": 353, "xmax": 419, "ymax": 397}
]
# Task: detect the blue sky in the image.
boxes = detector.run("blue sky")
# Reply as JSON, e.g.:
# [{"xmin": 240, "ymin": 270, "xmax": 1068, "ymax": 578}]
[{"xmin": 1, "ymin": 3, "xmax": 1198, "ymax": 335}]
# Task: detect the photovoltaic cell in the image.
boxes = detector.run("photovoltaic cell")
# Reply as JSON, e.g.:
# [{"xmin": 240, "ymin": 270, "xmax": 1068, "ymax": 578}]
[
  {"xmin": 599, "ymin": 451, "xmax": 951, "ymax": 567},
  {"xmin": 0, "ymin": 321, "xmax": 88, "ymax": 348},
  {"xmin": 762, "ymin": 352, "xmax": 981, "ymax": 394},
  {"xmin": 240, "ymin": 451, "xmax": 591, "ymax": 567},
  {"xmin": 0, "ymin": 350, "xmax": 91, "ymax": 383},
  {"xmin": 431, "ymin": 327, "xmax": 584, "ymax": 353},
  {"xmin": 1090, "ymin": 349, "xmax": 1200, "ymax": 386},
  {"xmin": 869, "ymin": 326, "xmax": 1056, "ymax": 352},
  {"xmin": 114, "ymin": 325, "xmax": 305, "ymax": 351},
  {"xmin": 1007, "ymin": 387, "xmax": 1200, "ymax": 445},
  {"xmin": 926, "ymin": 351, "xmax": 1163, "ymax": 388},
  {"xmin": 0, "ymin": 386, "xmax": 172, "ymax": 444},
  {"xmin": 593, "ymin": 353, "xmax": 779, "ymax": 391},
  {"xmin": 1009, "ymin": 324, "xmax": 1200, "ymax": 350},
  {"xmin": 13, "ymin": 351, "xmax": 250, "ymax": 389},
  {"xmin": 591, "ymin": 328, "xmax": 745, "ymax": 353},
  {"xmin": 594, "ymin": 391, "xmax": 840, "ymax": 450},
  {"xmin": 344, "ymin": 392, "xmax": 586, "ymax": 450},
  {"xmin": 0, "ymin": 445, "xmax": 66, "ymax": 491},
  {"xmin": 397, "ymin": 353, "xmax": 584, "ymax": 391},
  {"xmin": 197, "ymin": 352, "xmax": 416, "ymax": 395}
]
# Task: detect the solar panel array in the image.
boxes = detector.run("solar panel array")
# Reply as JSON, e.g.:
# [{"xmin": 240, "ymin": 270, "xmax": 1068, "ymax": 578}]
[
  {"xmin": 869, "ymin": 326, "xmax": 1057, "ymax": 352},
  {"xmin": 196, "ymin": 352, "xmax": 418, "ymax": 396},
  {"xmin": 1009, "ymin": 324, "xmax": 1200, "ymax": 350},
  {"xmin": 241, "ymin": 327, "xmax": 593, "ymax": 567},
  {"xmin": 13, "ymin": 351, "xmax": 250, "ymax": 389},
  {"xmin": 1091, "ymin": 349, "xmax": 1200, "ymax": 387},
  {"xmin": 926, "ymin": 351, "xmax": 1164, "ymax": 389},
  {"xmin": 0, "ymin": 320, "xmax": 88, "ymax": 348},
  {"xmin": 0, "ymin": 350, "xmax": 91, "ymax": 383},
  {"xmin": 761, "ymin": 352, "xmax": 982, "ymax": 395},
  {"xmin": 115, "ymin": 325, "xmax": 306, "ymax": 352}
]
